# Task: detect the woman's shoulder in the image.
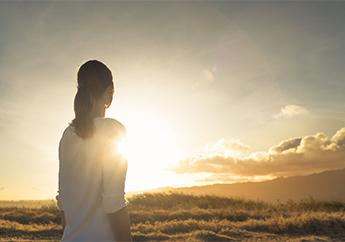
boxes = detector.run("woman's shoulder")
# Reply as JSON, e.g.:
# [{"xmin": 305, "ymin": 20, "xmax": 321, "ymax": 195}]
[
  {"xmin": 61, "ymin": 124, "xmax": 74, "ymax": 139},
  {"xmin": 95, "ymin": 117, "xmax": 126, "ymax": 138}
]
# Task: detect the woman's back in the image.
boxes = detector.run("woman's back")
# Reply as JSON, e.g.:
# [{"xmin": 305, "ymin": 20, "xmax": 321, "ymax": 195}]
[{"xmin": 57, "ymin": 117, "xmax": 128, "ymax": 241}]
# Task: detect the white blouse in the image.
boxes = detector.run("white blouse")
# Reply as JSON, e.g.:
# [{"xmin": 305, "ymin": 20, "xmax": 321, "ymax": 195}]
[{"xmin": 56, "ymin": 117, "xmax": 128, "ymax": 241}]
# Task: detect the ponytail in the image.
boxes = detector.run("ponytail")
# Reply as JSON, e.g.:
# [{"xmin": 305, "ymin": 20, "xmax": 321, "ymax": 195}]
[
  {"xmin": 70, "ymin": 60, "xmax": 113, "ymax": 139},
  {"xmin": 72, "ymin": 85, "xmax": 94, "ymax": 139}
]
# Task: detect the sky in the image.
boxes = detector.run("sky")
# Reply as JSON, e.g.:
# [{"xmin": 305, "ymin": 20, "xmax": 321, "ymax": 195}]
[{"xmin": 1, "ymin": 1, "xmax": 345, "ymax": 199}]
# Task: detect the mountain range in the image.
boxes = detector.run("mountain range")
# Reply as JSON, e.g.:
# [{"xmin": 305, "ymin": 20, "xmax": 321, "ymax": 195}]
[{"xmin": 137, "ymin": 168, "xmax": 345, "ymax": 202}]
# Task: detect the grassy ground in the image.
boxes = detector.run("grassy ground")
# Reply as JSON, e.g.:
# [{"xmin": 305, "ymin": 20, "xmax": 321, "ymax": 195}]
[{"xmin": 1, "ymin": 193, "xmax": 345, "ymax": 241}]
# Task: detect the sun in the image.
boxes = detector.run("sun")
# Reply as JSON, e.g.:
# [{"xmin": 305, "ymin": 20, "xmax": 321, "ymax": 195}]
[
  {"xmin": 116, "ymin": 136, "xmax": 130, "ymax": 158},
  {"xmin": 109, "ymin": 109, "xmax": 184, "ymax": 191}
]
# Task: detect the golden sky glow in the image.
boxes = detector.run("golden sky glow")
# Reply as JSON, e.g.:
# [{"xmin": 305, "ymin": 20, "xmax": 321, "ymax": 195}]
[
  {"xmin": 1, "ymin": 2, "xmax": 345, "ymax": 199},
  {"xmin": 111, "ymin": 109, "xmax": 187, "ymax": 191}
]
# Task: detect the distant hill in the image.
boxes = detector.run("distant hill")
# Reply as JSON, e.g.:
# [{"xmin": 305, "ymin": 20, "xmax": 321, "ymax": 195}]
[{"xmin": 140, "ymin": 168, "xmax": 345, "ymax": 202}]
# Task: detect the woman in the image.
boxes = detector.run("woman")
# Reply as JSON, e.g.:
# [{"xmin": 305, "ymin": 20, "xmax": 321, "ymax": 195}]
[{"xmin": 56, "ymin": 60, "xmax": 132, "ymax": 241}]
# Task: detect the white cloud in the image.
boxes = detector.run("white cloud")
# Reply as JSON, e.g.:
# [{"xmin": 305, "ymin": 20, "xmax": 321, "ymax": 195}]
[
  {"xmin": 204, "ymin": 138, "xmax": 250, "ymax": 157},
  {"xmin": 274, "ymin": 105, "xmax": 308, "ymax": 119},
  {"xmin": 172, "ymin": 127, "xmax": 345, "ymax": 182}
]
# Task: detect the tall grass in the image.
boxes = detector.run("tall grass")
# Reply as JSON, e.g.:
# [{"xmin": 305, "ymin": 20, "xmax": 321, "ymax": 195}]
[{"xmin": 1, "ymin": 192, "xmax": 345, "ymax": 241}]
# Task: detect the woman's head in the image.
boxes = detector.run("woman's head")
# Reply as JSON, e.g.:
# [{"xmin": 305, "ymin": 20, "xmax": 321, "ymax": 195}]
[{"xmin": 71, "ymin": 60, "xmax": 114, "ymax": 139}]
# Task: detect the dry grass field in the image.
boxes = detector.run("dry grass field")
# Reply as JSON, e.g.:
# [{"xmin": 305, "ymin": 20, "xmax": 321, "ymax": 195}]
[{"xmin": 1, "ymin": 193, "xmax": 345, "ymax": 241}]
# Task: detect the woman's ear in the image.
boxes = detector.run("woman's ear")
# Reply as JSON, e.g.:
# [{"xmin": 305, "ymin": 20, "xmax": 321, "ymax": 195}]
[{"xmin": 104, "ymin": 85, "xmax": 114, "ymax": 108}]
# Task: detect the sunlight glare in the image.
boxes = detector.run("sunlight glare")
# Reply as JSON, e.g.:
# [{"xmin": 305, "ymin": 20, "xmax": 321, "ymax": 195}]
[{"xmin": 108, "ymin": 109, "xmax": 185, "ymax": 191}]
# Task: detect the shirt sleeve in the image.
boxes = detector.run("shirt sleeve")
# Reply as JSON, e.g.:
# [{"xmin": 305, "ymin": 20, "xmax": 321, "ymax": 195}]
[
  {"xmin": 101, "ymin": 125, "xmax": 128, "ymax": 214},
  {"xmin": 56, "ymin": 133, "xmax": 64, "ymax": 211}
]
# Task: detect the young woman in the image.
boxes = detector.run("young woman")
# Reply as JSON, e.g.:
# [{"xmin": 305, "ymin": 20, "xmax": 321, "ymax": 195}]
[{"xmin": 56, "ymin": 60, "xmax": 132, "ymax": 241}]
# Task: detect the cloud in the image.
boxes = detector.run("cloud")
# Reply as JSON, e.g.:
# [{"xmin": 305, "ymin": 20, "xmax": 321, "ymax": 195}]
[
  {"xmin": 274, "ymin": 105, "xmax": 308, "ymax": 119},
  {"xmin": 172, "ymin": 127, "xmax": 345, "ymax": 182},
  {"xmin": 269, "ymin": 137, "xmax": 302, "ymax": 153},
  {"xmin": 204, "ymin": 138, "xmax": 250, "ymax": 157}
]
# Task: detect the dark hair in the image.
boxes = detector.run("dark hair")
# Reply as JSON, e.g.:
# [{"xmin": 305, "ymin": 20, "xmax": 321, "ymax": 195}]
[{"xmin": 70, "ymin": 60, "xmax": 113, "ymax": 139}]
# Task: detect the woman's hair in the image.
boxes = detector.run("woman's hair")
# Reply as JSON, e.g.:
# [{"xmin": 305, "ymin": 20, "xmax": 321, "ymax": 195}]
[{"xmin": 70, "ymin": 60, "xmax": 113, "ymax": 139}]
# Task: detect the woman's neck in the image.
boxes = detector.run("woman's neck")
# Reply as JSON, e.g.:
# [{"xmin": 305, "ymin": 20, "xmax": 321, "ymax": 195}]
[{"xmin": 92, "ymin": 106, "xmax": 106, "ymax": 118}]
